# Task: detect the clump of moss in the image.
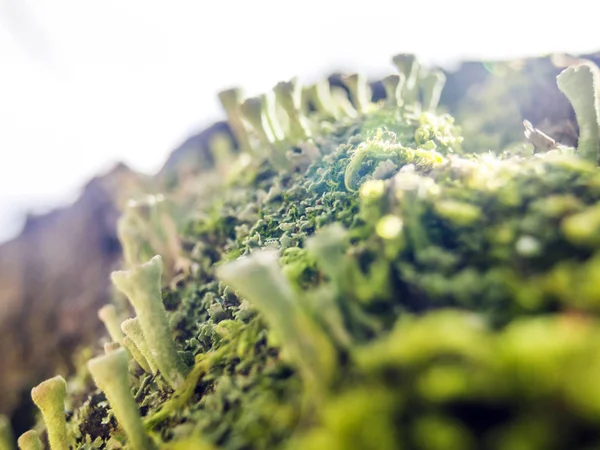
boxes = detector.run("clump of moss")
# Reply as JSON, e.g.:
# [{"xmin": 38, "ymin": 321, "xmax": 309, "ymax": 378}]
[{"xmin": 18, "ymin": 54, "xmax": 600, "ymax": 450}]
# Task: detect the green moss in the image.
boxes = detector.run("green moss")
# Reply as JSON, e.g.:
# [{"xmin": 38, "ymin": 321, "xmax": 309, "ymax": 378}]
[{"xmin": 47, "ymin": 56, "xmax": 600, "ymax": 450}]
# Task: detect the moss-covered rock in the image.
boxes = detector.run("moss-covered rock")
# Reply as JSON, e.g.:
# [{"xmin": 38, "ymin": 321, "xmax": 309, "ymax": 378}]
[{"xmin": 20, "ymin": 54, "xmax": 600, "ymax": 450}]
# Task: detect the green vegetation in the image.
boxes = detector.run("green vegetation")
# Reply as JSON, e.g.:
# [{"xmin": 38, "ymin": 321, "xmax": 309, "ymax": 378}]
[
  {"xmin": 0, "ymin": 415, "xmax": 15, "ymax": 450},
  {"xmin": 88, "ymin": 349, "xmax": 155, "ymax": 450},
  {"xmin": 17, "ymin": 430, "xmax": 42, "ymax": 450},
  {"xmin": 30, "ymin": 377, "xmax": 68, "ymax": 450},
  {"xmin": 16, "ymin": 54, "xmax": 600, "ymax": 449}
]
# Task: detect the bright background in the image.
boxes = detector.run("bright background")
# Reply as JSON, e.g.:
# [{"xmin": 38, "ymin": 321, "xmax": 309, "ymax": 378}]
[{"xmin": 0, "ymin": 0, "xmax": 597, "ymax": 243}]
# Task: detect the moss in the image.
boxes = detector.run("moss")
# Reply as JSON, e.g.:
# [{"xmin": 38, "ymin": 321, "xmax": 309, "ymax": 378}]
[{"xmin": 32, "ymin": 55, "xmax": 600, "ymax": 450}]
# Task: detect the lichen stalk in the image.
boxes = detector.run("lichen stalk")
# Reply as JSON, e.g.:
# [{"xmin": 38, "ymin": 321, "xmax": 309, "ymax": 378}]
[
  {"xmin": 121, "ymin": 318, "xmax": 156, "ymax": 374},
  {"xmin": 556, "ymin": 62, "xmax": 600, "ymax": 164},
  {"xmin": 88, "ymin": 349, "xmax": 155, "ymax": 450},
  {"xmin": 98, "ymin": 304, "xmax": 124, "ymax": 344},
  {"xmin": 30, "ymin": 376, "xmax": 69, "ymax": 450},
  {"xmin": 111, "ymin": 256, "xmax": 188, "ymax": 389}
]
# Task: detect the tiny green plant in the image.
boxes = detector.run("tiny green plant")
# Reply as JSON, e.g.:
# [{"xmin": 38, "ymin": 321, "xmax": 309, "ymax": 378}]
[{"xmin": 16, "ymin": 430, "xmax": 41, "ymax": 450}]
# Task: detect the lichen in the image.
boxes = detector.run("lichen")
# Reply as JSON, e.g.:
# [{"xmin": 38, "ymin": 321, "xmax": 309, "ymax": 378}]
[{"xmin": 16, "ymin": 54, "xmax": 600, "ymax": 450}]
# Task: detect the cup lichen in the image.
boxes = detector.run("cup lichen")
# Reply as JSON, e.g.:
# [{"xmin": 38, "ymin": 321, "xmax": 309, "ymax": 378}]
[
  {"xmin": 273, "ymin": 79, "xmax": 312, "ymax": 145},
  {"xmin": 16, "ymin": 431, "xmax": 41, "ymax": 450},
  {"xmin": 341, "ymin": 73, "xmax": 371, "ymax": 114},
  {"xmin": 303, "ymin": 80, "xmax": 338, "ymax": 119},
  {"xmin": 111, "ymin": 256, "xmax": 189, "ymax": 389},
  {"xmin": 381, "ymin": 73, "xmax": 404, "ymax": 107},
  {"xmin": 87, "ymin": 348, "xmax": 155, "ymax": 450},
  {"xmin": 216, "ymin": 250, "xmax": 337, "ymax": 399},
  {"xmin": 30, "ymin": 376, "xmax": 69, "ymax": 450},
  {"xmin": 97, "ymin": 304, "xmax": 124, "ymax": 345},
  {"xmin": 556, "ymin": 62, "xmax": 600, "ymax": 164},
  {"xmin": 217, "ymin": 87, "xmax": 254, "ymax": 156},
  {"xmin": 392, "ymin": 53, "xmax": 420, "ymax": 104},
  {"xmin": 121, "ymin": 317, "xmax": 156, "ymax": 374},
  {"xmin": 122, "ymin": 335, "xmax": 152, "ymax": 373},
  {"xmin": 36, "ymin": 53, "xmax": 600, "ymax": 450}
]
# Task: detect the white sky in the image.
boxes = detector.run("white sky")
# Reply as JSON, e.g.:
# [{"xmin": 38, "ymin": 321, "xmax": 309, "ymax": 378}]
[{"xmin": 0, "ymin": 0, "xmax": 597, "ymax": 243}]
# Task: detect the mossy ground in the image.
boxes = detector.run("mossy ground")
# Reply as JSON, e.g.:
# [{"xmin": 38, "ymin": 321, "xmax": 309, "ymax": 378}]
[{"xmin": 58, "ymin": 82, "xmax": 600, "ymax": 450}]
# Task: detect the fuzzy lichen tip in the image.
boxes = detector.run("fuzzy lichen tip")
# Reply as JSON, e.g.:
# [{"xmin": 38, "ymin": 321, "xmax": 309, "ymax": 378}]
[
  {"xmin": 88, "ymin": 348, "xmax": 155, "ymax": 450},
  {"xmin": 117, "ymin": 211, "xmax": 148, "ymax": 270},
  {"xmin": 217, "ymin": 88, "xmax": 245, "ymax": 128},
  {"xmin": 556, "ymin": 62, "xmax": 600, "ymax": 164},
  {"xmin": 261, "ymin": 91, "xmax": 286, "ymax": 142},
  {"xmin": 381, "ymin": 74, "xmax": 405, "ymax": 107},
  {"xmin": 217, "ymin": 87, "xmax": 254, "ymax": 155},
  {"xmin": 392, "ymin": 53, "xmax": 418, "ymax": 78},
  {"xmin": 216, "ymin": 250, "xmax": 295, "ymax": 312},
  {"xmin": 331, "ymin": 87, "xmax": 358, "ymax": 119},
  {"xmin": 103, "ymin": 342, "xmax": 121, "ymax": 354},
  {"xmin": 273, "ymin": 79, "xmax": 302, "ymax": 110},
  {"xmin": 392, "ymin": 54, "xmax": 420, "ymax": 104},
  {"xmin": 341, "ymin": 73, "xmax": 372, "ymax": 114},
  {"xmin": 239, "ymin": 96, "xmax": 292, "ymax": 172},
  {"xmin": 30, "ymin": 376, "xmax": 69, "ymax": 450},
  {"xmin": 17, "ymin": 431, "xmax": 41, "ymax": 450},
  {"xmin": 111, "ymin": 255, "xmax": 163, "ymax": 303},
  {"xmin": 239, "ymin": 96, "xmax": 276, "ymax": 146},
  {"xmin": 419, "ymin": 69, "xmax": 446, "ymax": 111},
  {"xmin": 121, "ymin": 317, "xmax": 156, "ymax": 374},
  {"xmin": 87, "ymin": 349, "xmax": 128, "ymax": 391},
  {"xmin": 122, "ymin": 336, "xmax": 152, "ymax": 373},
  {"xmin": 273, "ymin": 78, "xmax": 311, "ymax": 143},
  {"xmin": 120, "ymin": 194, "xmax": 188, "ymax": 282},
  {"xmin": 31, "ymin": 376, "xmax": 66, "ymax": 412},
  {"xmin": 304, "ymin": 80, "xmax": 338, "ymax": 119},
  {"xmin": 216, "ymin": 250, "xmax": 337, "ymax": 397},
  {"xmin": 239, "ymin": 97, "xmax": 264, "ymax": 129},
  {"xmin": 98, "ymin": 304, "xmax": 124, "ymax": 344},
  {"xmin": 217, "ymin": 87, "xmax": 243, "ymax": 111}
]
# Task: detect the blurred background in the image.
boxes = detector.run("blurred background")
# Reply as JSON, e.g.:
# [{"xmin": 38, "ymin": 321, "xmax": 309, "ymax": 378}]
[
  {"xmin": 1, "ymin": 0, "xmax": 598, "ymax": 243},
  {"xmin": 0, "ymin": 0, "xmax": 598, "ymax": 436}
]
